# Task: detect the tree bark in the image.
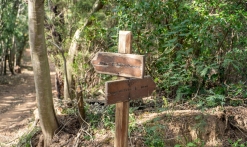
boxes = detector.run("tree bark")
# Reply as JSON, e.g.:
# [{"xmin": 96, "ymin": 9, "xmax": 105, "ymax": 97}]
[
  {"xmin": 9, "ymin": 36, "xmax": 15, "ymax": 75},
  {"xmin": 28, "ymin": 0, "xmax": 59, "ymax": 146},
  {"xmin": 76, "ymin": 85, "xmax": 85, "ymax": 123},
  {"xmin": 9, "ymin": 0, "xmax": 20, "ymax": 75},
  {"xmin": 0, "ymin": 42, "xmax": 3, "ymax": 75},
  {"xmin": 3, "ymin": 48, "xmax": 7, "ymax": 75},
  {"xmin": 15, "ymin": 44, "xmax": 25, "ymax": 67},
  {"xmin": 15, "ymin": 4, "xmax": 28, "ymax": 67}
]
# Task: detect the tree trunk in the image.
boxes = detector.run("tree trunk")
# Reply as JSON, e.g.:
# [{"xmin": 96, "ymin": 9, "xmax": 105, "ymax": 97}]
[
  {"xmin": 0, "ymin": 41, "xmax": 3, "ymax": 75},
  {"xmin": 15, "ymin": 5, "xmax": 28, "ymax": 67},
  {"xmin": 15, "ymin": 45, "xmax": 24, "ymax": 67},
  {"xmin": 9, "ymin": 37, "xmax": 15, "ymax": 75},
  {"xmin": 64, "ymin": 0, "xmax": 103, "ymax": 100},
  {"xmin": 76, "ymin": 85, "xmax": 85, "ymax": 123},
  {"xmin": 16, "ymin": 36, "xmax": 28, "ymax": 67},
  {"xmin": 3, "ymin": 48, "xmax": 8, "ymax": 75},
  {"xmin": 28, "ymin": 0, "xmax": 59, "ymax": 146},
  {"xmin": 8, "ymin": 0, "xmax": 20, "ymax": 75}
]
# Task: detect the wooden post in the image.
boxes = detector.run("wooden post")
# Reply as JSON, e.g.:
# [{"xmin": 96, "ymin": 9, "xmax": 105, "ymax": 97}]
[
  {"xmin": 114, "ymin": 31, "xmax": 132, "ymax": 147},
  {"xmin": 91, "ymin": 30, "xmax": 156, "ymax": 146}
]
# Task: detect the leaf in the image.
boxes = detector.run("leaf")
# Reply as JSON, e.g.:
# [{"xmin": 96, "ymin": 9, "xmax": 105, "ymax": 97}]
[
  {"xmin": 232, "ymin": 62, "xmax": 240, "ymax": 71},
  {"xmin": 154, "ymin": 77, "xmax": 159, "ymax": 83},
  {"xmin": 186, "ymin": 142, "xmax": 196, "ymax": 147},
  {"xmin": 195, "ymin": 115, "xmax": 201, "ymax": 120},
  {"xmin": 168, "ymin": 37, "xmax": 178, "ymax": 43},
  {"xmin": 153, "ymin": 117, "xmax": 161, "ymax": 122},
  {"xmin": 163, "ymin": 43, "xmax": 174, "ymax": 48},
  {"xmin": 200, "ymin": 66, "xmax": 208, "ymax": 77},
  {"xmin": 179, "ymin": 32, "xmax": 190, "ymax": 37}
]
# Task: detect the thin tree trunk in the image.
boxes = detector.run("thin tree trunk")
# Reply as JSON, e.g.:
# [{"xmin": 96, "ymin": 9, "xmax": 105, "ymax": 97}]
[
  {"xmin": 15, "ymin": 3, "xmax": 28, "ymax": 67},
  {"xmin": 28, "ymin": 0, "xmax": 59, "ymax": 146},
  {"xmin": 8, "ymin": 0, "xmax": 20, "ymax": 75},
  {"xmin": 15, "ymin": 46, "xmax": 24, "ymax": 67},
  {"xmin": 0, "ymin": 41, "xmax": 4, "ymax": 75},
  {"xmin": 76, "ymin": 85, "xmax": 85, "ymax": 123},
  {"xmin": 64, "ymin": 0, "xmax": 103, "ymax": 100},
  {"xmin": 15, "ymin": 36, "xmax": 28, "ymax": 66},
  {"xmin": 3, "ymin": 48, "xmax": 7, "ymax": 75},
  {"xmin": 9, "ymin": 36, "xmax": 15, "ymax": 75}
]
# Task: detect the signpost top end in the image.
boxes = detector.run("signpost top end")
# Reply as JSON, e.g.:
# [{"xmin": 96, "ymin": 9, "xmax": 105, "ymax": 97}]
[
  {"xmin": 119, "ymin": 31, "xmax": 131, "ymax": 34},
  {"xmin": 118, "ymin": 31, "xmax": 132, "ymax": 54}
]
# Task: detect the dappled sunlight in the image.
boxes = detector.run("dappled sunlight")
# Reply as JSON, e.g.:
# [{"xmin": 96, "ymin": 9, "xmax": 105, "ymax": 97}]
[
  {"xmin": 0, "ymin": 91, "xmax": 36, "ymax": 144},
  {"xmin": 136, "ymin": 109, "xmax": 202, "ymax": 125},
  {"xmin": 21, "ymin": 69, "xmax": 34, "ymax": 75},
  {"xmin": 127, "ymin": 106, "xmax": 247, "ymax": 146},
  {"xmin": 0, "ymin": 103, "xmax": 11, "ymax": 107},
  {"xmin": 0, "ymin": 47, "xmax": 58, "ymax": 145},
  {"xmin": 2, "ymin": 96, "xmax": 15, "ymax": 99},
  {"xmin": 1, "ymin": 0, "xmax": 247, "ymax": 146}
]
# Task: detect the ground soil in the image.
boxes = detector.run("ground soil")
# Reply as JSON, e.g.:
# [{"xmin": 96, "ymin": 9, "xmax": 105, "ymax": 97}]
[
  {"xmin": 0, "ymin": 49, "xmax": 57, "ymax": 146},
  {"xmin": 0, "ymin": 49, "xmax": 247, "ymax": 147}
]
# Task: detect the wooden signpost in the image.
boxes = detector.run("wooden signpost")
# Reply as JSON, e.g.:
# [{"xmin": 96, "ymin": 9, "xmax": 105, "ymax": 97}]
[
  {"xmin": 105, "ymin": 76, "xmax": 156, "ymax": 104},
  {"xmin": 91, "ymin": 31, "xmax": 156, "ymax": 147},
  {"xmin": 91, "ymin": 52, "xmax": 145, "ymax": 78}
]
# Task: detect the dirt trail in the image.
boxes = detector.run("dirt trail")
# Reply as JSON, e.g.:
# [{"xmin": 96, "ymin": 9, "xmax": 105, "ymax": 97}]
[{"xmin": 0, "ymin": 49, "xmax": 56, "ymax": 145}]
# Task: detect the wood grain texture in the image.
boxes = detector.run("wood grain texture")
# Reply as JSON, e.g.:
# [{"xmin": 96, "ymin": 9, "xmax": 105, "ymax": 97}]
[
  {"xmin": 114, "ymin": 102, "xmax": 129, "ymax": 147},
  {"xmin": 115, "ymin": 31, "xmax": 131, "ymax": 147},
  {"xmin": 91, "ymin": 52, "xmax": 144, "ymax": 78},
  {"xmin": 106, "ymin": 76, "xmax": 156, "ymax": 104},
  {"xmin": 118, "ymin": 31, "xmax": 132, "ymax": 54}
]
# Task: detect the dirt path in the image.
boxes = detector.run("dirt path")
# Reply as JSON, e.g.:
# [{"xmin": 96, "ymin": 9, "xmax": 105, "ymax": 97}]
[{"xmin": 0, "ymin": 49, "xmax": 56, "ymax": 145}]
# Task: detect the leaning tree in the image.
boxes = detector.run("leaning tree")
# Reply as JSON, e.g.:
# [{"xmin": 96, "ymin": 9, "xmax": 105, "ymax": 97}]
[{"xmin": 28, "ymin": 0, "xmax": 59, "ymax": 146}]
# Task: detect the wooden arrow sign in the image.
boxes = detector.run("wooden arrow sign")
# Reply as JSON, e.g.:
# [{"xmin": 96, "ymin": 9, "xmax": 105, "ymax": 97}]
[
  {"xmin": 105, "ymin": 76, "xmax": 156, "ymax": 105},
  {"xmin": 91, "ymin": 52, "xmax": 145, "ymax": 78}
]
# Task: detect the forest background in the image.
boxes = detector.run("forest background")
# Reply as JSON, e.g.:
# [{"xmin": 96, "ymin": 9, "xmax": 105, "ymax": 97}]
[{"xmin": 0, "ymin": 0, "xmax": 247, "ymax": 146}]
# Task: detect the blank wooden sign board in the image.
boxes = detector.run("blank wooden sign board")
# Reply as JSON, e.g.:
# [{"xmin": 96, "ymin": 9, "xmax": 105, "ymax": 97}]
[
  {"xmin": 91, "ymin": 31, "xmax": 156, "ymax": 147},
  {"xmin": 91, "ymin": 52, "xmax": 145, "ymax": 78},
  {"xmin": 105, "ymin": 76, "xmax": 156, "ymax": 105}
]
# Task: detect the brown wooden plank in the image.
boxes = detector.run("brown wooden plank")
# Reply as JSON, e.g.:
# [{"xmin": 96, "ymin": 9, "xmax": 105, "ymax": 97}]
[
  {"xmin": 105, "ymin": 79, "xmax": 130, "ymax": 104},
  {"xmin": 91, "ymin": 52, "xmax": 145, "ymax": 79},
  {"xmin": 115, "ymin": 31, "xmax": 131, "ymax": 147},
  {"xmin": 118, "ymin": 31, "xmax": 132, "ymax": 54},
  {"xmin": 129, "ymin": 76, "xmax": 156, "ymax": 100},
  {"xmin": 105, "ymin": 76, "xmax": 156, "ymax": 105},
  {"xmin": 114, "ymin": 101, "xmax": 129, "ymax": 147}
]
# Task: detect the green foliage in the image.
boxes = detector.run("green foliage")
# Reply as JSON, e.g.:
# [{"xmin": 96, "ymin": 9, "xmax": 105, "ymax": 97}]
[
  {"xmin": 175, "ymin": 138, "xmax": 205, "ymax": 147},
  {"xmin": 28, "ymin": 0, "xmax": 247, "ymax": 145},
  {"xmin": 85, "ymin": 103, "xmax": 115, "ymax": 130},
  {"xmin": 45, "ymin": 0, "xmax": 247, "ymax": 105},
  {"xmin": 62, "ymin": 107, "xmax": 77, "ymax": 115},
  {"xmin": 16, "ymin": 127, "xmax": 40, "ymax": 147},
  {"xmin": 143, "ymin": 120, "xmax": 165, "ymax": 147},
  {"xmin": 128, "ymin": 107, "xmax": 138, "ymax": 133},
  {"xmin": 102, "ymin": 105, "xmax": 115, "ymax": 129},
  {"xmin": 107, "ymin": 0, "xmax": 247, "ymax": 103},
  {"xmin": 0, "ymin": 1, "xmax": 28, "ymax": 60},
  {"xmin": 228, "ymin": 82, "xmax": 247, "ymax": 98},
  {"xmin": 229, "ymin": 139, "xmax": 247, "ymax": 147},
  {"xmin": 144, "ymin": 125, "xmax": 165, "ymax": 147},
  {"xmin": 86, "ymin": 104, "xmax": 136, "ymax": 137},
  {"xmin": 206, "ymin": 92, "xmax": 225, "ymax": 107}
]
